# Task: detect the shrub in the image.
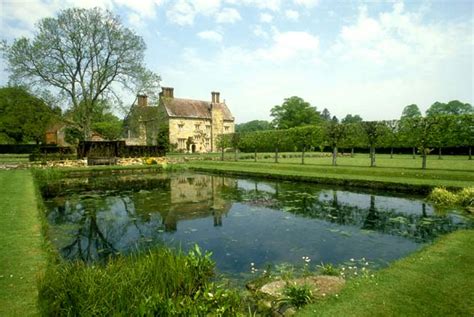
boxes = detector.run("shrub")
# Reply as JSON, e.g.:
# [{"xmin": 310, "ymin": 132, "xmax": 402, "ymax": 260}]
[
  {"xmin": 457, "ymin": 187, "xmax": 474, "ymax": 208},
  {"xmin": 427, "ymin": 187, "xmax": 457, "ymax": 205}
]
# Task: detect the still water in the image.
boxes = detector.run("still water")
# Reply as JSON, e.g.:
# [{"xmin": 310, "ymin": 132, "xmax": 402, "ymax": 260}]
[{"xmin": 43, "ymin": 172, "xmax": 473, "ymax": 276}]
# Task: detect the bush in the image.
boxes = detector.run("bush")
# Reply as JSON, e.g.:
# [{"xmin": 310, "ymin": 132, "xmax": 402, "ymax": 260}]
[
  {"xmin": 428, "ymin": 188, "xmax": 458, "ymax": 205},
  {"xmin": 457, "ymin": 187, "xmax": 474, "ymax": 208},
  {"xmin": 317, "ymin": 262, "xmax": 340, "ymax": 276},
  {"xmin": 38, "ymin": 245, "xmax": 241, "ymax": 316}
]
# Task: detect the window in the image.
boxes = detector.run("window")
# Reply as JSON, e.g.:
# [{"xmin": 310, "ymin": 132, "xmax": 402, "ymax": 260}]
[
  {"xmin": 224, "ymin": 126, "xmax": 229, "ymax": 132},
  {"xmin": 195, "ymin": 123, "xmax": 201, "ymax": 130},
  {"xmin": 178, "ymin": 138, "xmax": 186, "ymax": 149},
  {"xmin": 205, "ymin": 138, "xmax": 210, "ymax": 148},
  {"xmin": 206, "ymin": 125, "xmax": 211, "ymax": 133},
  {"xmin": 178, "ymin": 123, "xmax": 184, "ymax": 132}
]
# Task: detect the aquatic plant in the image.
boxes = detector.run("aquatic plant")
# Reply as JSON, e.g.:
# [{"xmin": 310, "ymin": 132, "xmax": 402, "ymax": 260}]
[
  {"xmin": 428, "ymin": 187, "xmax": 474, "ymax": 210},
  {"xmin": 38, "ymin": 245, "xmax": 241, "ymax": 316}
]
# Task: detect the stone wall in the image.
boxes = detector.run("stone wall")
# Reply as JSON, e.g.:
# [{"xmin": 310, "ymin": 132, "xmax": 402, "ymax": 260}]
[{"xmin": 168, "ymin": 118, "xmax": 212, "ymax": 153}]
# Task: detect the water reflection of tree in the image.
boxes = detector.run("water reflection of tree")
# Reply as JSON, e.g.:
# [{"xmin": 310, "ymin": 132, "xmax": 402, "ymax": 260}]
[{"xmin": 234, "ymin": 183, "xmax": 472, "ymax": 243}]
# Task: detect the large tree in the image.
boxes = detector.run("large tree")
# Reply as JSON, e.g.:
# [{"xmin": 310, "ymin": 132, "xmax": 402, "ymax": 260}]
[
  {"xmin": 0, "ymin": 86, "xmax": 60, "ymax": 144},
  {"xmin": 270, "ymin": 96, "xmax": 320, "ymax": 129},
  {"xmin": 400, "ymin": 104, "xmax": 422, "ymax": 158},
  {"xmin": 426, "ymin": 100, "xmax": 473, "ymax": 116},
  {"xmin": 2, "ymin": 7, "xmax": 160, "ymax": 140},
  {"xmin": 235, "ymin": 120, "xmax": 272, "ymax": 133}
]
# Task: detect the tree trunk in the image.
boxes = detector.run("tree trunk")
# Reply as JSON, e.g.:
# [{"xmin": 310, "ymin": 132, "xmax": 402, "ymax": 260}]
[
  {"xmin": 390, "ymin": 147, "xmax": 393, "ymax": 159},
  {"xmin": 332, "ymin": 146, "xmax": 337, "ymax": 166},
  {"xmin": 275, "ymin": 147, "xmax": 279, "ymax": 163},
  {"xmin": 421, "ymin": 149, "xmax": 427, "ymax": 169},
  {"xmin": 254, "ymin": 148, "xmax": 257, "ymax": 162},
  {"xmin": 351, "ymin": 147, "xmax": 354, "ymax": 158},
  {"xmin": 301, "ymin": 146, "xmax": 306, "ymax": 165},
  {"xmin": 469, "ymin": 146, "xmax": 472, "ymax": 160},
  {"xmin": 221, "ymin": 147, "xmax": 224, "ymax": 161},
  {"xmin": 370, "ymin": 146, "xmax": 376, "ymax": 167},
  {"xmin": 412, "ymin": 147, "xmax": 416, "ymax": 159},
  {"xmin": 438, "ymin": 147, "xmax": 442, "ymax": 160}
]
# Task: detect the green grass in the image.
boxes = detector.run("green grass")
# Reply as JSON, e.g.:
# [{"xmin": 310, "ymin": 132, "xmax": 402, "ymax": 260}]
[
  {"xmin": 0, "ymin": 170, "xmax": 46, "ymax": 316},
  {"xmin": 0, "ymin": 154, "xmax": 30, "ymax": 164},
  {"xmin": 186, "ymin": 155, "xmax": 474, "ymax": 190},
  {"xmin": 297, "ymin": 229, "xmax": 474, "ymax": 317}
]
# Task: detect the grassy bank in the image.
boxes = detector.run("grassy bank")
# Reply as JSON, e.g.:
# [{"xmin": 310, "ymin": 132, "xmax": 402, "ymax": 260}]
[
  {"xmin": 186, "ymin": 159, "xmax": 474, "ymax": 191},
  {"xmin": 0, "ymin": 170, "xmax": 46, "ymax": 316},
  {"xmin": 298, "ymin": 229, "xmax": 474, "ymax": 316}
]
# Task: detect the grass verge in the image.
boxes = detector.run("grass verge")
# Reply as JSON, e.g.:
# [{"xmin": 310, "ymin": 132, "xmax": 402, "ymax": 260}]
[
  {"xmin": 186, "ymin": 160, "xmax": 474, "ymax": 192},
  {"xmin": 298, "ymin": 229, "xmax": 474, "ymax": 316},
  {"xmin": 0, "ymin": 170, "xmax": 46, "ymax": 316}
]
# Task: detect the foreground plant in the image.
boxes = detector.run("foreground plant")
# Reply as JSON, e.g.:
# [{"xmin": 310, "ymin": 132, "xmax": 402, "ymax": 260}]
[
  {"xmin": 281, "ymin": 283, "xmax": 313, "ymax": 308},
  {"xmin": 428, "ymin": 187, "xmax": 474, "ymax": 211},
  {"xmin": 38, "ymin": 245, "xmax": 241, "ymax": 316}
]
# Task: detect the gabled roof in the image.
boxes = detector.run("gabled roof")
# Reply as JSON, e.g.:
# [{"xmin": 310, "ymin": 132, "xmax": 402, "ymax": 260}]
[{"xmin": 161, "ymin": 98, "xmax": 234, "ymax": 121}]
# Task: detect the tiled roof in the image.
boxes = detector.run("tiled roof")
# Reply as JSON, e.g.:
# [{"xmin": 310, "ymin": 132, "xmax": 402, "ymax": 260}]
[{"xmin": 162, "ymin": 98, "xmax": 234, "ymax": 121}]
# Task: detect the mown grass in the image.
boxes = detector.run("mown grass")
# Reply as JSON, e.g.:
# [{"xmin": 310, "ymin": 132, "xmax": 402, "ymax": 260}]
[
  {"xmin": 186, "ymin": 157, "xmax": 474, "ymax": 190},
  {"xmin": 0, "ymin": 154, "xmax": 30, "ymax": 164},
  {"xmin": 0, "ymin": 170, "xmax": 46, "ymax": 316},
  {"xmin": 297, "ymin": 229, "xmax": 474, "ymax": 317}
]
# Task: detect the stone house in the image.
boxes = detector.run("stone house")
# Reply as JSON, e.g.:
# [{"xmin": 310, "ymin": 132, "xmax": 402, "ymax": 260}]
[{"xmin": 124, "ymin": 87, "xmax": 235, "ymax": 153}]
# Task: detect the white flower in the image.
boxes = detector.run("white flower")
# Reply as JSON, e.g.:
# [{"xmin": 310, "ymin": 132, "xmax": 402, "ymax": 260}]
[{"xmin": 350, "ymin": 258, "xmax": 355, "ymax": 262}]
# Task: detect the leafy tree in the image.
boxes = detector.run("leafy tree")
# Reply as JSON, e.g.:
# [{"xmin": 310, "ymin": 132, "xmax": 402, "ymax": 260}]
[
  {"xmin": 239, "ymin": 132, "xmax": 260, "ymax": 161},
  {"xmin": 341, "ymin": 122, "xmax": 365, "ymax": 157},
  {"xmin": 270, "ymin": 96, "xmax": 320, "ymax": 129},
  {"xmin": 0, "ymin": 86, "xmax": 60, "ymax": 144},
  {"xmin": 289, "ymin": 126, "xmax": 323, "ymax": 164},
  {"xmin": 341, "ymin": 114, "xmax": 363, "ymax": 124},
  {"xmin": 235, "ymin": 120, "xmax": 272, "ymax": 133},
  {"xmin": 216, "ymin": 134, "xmax": 232, "ymax": 161},
  {"xmin": 320, "ymin": 108, "xmax": 331, "ymax": 121},
  {"xmin": 449, "ymin": 114, "xmax": 474, "ymax": 160},
  {"xmin": 361, "ymin": 121, "xmax": 388, "ymax": 167},
  {"xmin": 400, "ymin": 104, "xmax": 422, "ymax": 158},
  {"xmin": 381, "ymin": 120, "xmax": 400, "ymax": 158},
  {"xmin": 403, "ymin": 116, "xmax": 440, "ymax": 169},
  {"xmin": 401, "ymin": 104, "xmax": 422, "ymax": 119},
  {"xmin": 92, "ymin": 113, "xmax": 123, "ymax": 140},
  {"xmin": 323, "ymin": 121, "xmax": 347, "ymax": 166},
  {"xmin": 2, "ymin": 7, "xmax": 159, "ymax": 140},
  {"xmin": 426, "ymin": 100, "xmax": 473, "ymax": 116}
]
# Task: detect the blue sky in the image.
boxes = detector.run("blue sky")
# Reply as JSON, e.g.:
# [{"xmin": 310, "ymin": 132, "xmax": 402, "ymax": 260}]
[{"xmin": 1, "ymin": 0, "xmax": 473, "ymax": 123}]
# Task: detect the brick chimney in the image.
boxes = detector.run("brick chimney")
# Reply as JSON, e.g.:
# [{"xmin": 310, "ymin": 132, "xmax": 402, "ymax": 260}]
[
  {"xmin": 211, "ymin": 91, "xmax": 220, "ymax": 103},
  {"xmin": 137, "ymin": 94, "xmax": 148, "ymax": 107},
  {"xmin": 161, "ymin": 87, "xmax": 174, "ymax": 98}
]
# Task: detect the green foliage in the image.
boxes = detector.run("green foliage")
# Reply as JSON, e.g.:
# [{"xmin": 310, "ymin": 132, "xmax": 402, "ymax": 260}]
[
  {"xmin": 401, "ymin": 104, "xmax": 422, "ymax": 119},
  {"xmin": 236, "ymin": 120, "xmax": 273, "ymax": 133},
  {"xmin": 426, "ymin": 100, "xmax": 473, "ymax": 116},
  {"xmin": 2, "ymin": 7, "xmax": 159, "ymax": 140},
  {"xmin": 282, "ymin": 283, "xmax": 313, "ymax": 308},
  {"xmin": 341, "ymin": 114, "xmax": 363, "ymax": 124},
  {"xmin": 428, "ymin": 187, "xmax": 474, "ymax": 209},
  {"xmin": 0, "ymin": 86, "xmax": 60, "ymax": 144},
  {"xmin": 271, "ymin": 96, "xmax": 320, "ymax": 129},
  {"xmin": 317, "ymin": 263, "xmax": 340, "ymax": 276},
  {"xmin": 91, "ymin": 113, "xmax": 123, "ymax": 140},
  {"xmin": 38, "ymin": 245, "xmax": 241, "ymax": 316}
]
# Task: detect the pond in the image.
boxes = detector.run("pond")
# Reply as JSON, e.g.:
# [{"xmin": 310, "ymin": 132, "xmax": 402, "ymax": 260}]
[{"xmin": 43, "ymin": 171, "xmax": 473, "ymax": 278}]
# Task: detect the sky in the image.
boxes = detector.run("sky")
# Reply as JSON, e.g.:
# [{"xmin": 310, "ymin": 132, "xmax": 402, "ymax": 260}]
[{"xmin": 0, "ymin": 0, "xmax": 473, "ymax": 123}]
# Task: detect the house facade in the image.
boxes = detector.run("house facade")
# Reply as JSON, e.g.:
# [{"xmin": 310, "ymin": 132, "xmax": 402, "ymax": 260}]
[{"xmin": 124, "ymin": 87, "xmax": 235, "ymax": 153}]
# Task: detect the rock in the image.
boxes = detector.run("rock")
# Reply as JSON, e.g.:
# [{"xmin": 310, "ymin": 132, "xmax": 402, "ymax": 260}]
[{"xmin": 259, "ymin": 275, "xmax": 345, "ymax": 299}]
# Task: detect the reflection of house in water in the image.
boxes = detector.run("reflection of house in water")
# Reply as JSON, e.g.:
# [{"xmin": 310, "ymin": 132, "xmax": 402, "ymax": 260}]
[{"xmin": 133, "ymin": 174, "xmax": 235, "ymax": 231}]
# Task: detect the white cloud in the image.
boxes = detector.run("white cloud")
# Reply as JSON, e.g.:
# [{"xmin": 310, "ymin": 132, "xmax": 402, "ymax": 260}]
[
  {"xmin": 114, "ymin": 0, "xmax": 164, "ymax": 18},
  {"xmin": 257, "ymin": 31, "xmax": 319, "ymax": 61},
  {"xmin": 293, "ymin": 0, "xmax": 319, "ymax": 8},
  {"xmin": 197, "ymin": 30, "xmax": 223, "ymax": 42},
  {"xmin": 260, "ymin": 13, "xmax": 273, "ymax": 23},
  {"xmin": 226, "ymin": 0, "xmax": 281, "ymax": 11},
  {"xmin": 253, "ymin": 25, "xmax": 269, "ymax": 39},
  {"xmin": 216, "ymin": 7, "xmax": 241, "ymax": 23},
  {"xmin": 285, "ymin": 10, "xmax": 299, "ymax": 21},
  {"xmin": 332, "ymin": 2, "xmax": 472, "ymax": 68},
  {"xmin": 167, "ymin": 0, "xmax": 222, "ymax": 26}
]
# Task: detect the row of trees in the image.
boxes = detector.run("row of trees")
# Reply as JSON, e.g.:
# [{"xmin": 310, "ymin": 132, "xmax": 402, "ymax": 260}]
[{"xmin": 218, "ymin": 113, "xmax": 473, "ymax": 169}]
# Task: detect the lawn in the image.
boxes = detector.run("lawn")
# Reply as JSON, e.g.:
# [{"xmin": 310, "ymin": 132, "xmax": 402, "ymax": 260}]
[
  {"xmin": 0, "ymin": 170, "xmax": 45, "ymax": 316},
  {"xmin": 185, "ymin": 154, "xmax": 474, "ymax": 190},
  {"xmin": 298, "ymin": 229, "xmax": 474, "ymax": 317}
]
